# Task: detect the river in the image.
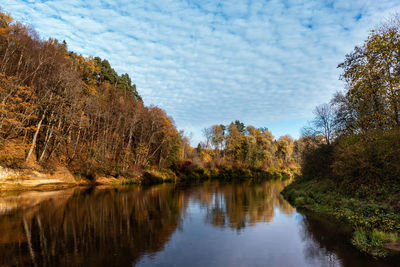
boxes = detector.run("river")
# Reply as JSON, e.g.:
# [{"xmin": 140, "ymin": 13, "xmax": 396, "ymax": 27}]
[{"xmin": 0, "ymin": 180, "xmax": 398, "ymax": 266}]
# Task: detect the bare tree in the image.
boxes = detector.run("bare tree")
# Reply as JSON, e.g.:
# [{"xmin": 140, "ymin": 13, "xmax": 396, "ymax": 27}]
[
  {"xmin": 202, "ymin": 127, "xmax": 212, "ymax": 148},
  {"xmin": 302, "ymin": 103, "xmax": 336, "ymax": 145}
]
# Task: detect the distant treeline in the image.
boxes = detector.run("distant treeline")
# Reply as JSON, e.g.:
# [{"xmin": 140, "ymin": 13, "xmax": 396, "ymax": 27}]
[
  {"xmin": 180, "ymin": 120, "xmax": 302, "ymax": 171},
  {"xmin": 0, "ymin": 11, "xmax": 182, "ymax": 178}
]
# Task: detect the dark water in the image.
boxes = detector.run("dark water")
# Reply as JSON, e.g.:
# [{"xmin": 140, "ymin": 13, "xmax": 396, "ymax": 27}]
[{"xmin": 0, "ymin": 181, "xmax": 398, "ymax": 267}]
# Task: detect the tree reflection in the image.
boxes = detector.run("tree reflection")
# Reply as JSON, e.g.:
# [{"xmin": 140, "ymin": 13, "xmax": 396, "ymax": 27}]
[
  {"xmin": 0, "ymin": 184, "xmax": 182, "ymax": 266},
  {"xmin": 5, "ymin": 181, "xmax": 392, "ymax": 267},
  {"xmin": 190, "ymin": 180, "xmax": 294, "ymax": 230}
]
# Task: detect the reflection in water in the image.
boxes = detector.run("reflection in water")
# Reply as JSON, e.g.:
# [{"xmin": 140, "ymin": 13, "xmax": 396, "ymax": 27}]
[
  {"xmin": 299, "ymin": 211, "xmax": 398, "ymax": 267},
  {"xmin": 0, "ymin": 181, "xmax": 398, "ymax": 267},
  {"xmin": 0, "ymin": 184, "xmax": 181, "ymax": 266},
  {"xmin": 190, "ymin": 180, "xmax": 294, "ymax": 230}
]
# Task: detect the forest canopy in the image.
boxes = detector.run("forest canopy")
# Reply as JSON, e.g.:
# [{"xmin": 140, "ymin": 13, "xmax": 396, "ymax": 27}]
[{"xmin": 0, "ymin": 11, "xmax": 181, "ymax": 178}]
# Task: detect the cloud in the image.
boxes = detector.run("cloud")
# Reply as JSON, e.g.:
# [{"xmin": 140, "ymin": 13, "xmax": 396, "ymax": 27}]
[{"xmin": 3, "ymin": 0, "xmax": 400, "ymax": 144}]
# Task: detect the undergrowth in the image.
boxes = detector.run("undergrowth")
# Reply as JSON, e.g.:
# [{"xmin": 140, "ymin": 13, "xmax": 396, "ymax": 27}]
[{"xmin": 281, "ymin": 176, "xmax": 400, "ymax": 258}]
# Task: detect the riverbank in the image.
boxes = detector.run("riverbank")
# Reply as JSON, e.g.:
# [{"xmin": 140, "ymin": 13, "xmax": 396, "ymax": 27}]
[
  {"xmin": 0, "ymin": 164, "xmax": 297, "ymax": 191},
  {"xmin": 281, "ymin": 177, "xmax": 400, "ymax": 258},
  {"xmin": 0, "ymin": 166, "xmax": 83, "ymax": 191},
  {"xmin": 91, "ymin": 165, "xmax": 297, "ymax": 185}
]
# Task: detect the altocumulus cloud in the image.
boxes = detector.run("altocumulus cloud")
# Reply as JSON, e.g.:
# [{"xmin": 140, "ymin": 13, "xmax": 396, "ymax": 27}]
[{"xmin": 3, "ymin": 0, "xmax": 400, "ymax": 143}]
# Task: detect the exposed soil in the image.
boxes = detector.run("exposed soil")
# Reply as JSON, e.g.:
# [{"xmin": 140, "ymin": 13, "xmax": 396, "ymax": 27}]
[
  {"xmin": 0, "ymin": 166, "xmax": 81, "ymax": 191},
  {"xmin": 385, "ymin": 242, "xmax": 400, "ymax": 252}
]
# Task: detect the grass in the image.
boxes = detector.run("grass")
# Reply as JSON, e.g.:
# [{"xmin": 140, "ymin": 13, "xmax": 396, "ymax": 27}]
[
  {"xmin": 281, "ymin": 176, "xmax": 400, "ymax": 258},
  {"xmin": 141, "ymin": 169, "xmax": 177, "ymax": 184},
  {"xmin": 352, "ymin": 229, "xmax": 399, "ymax": 257}
]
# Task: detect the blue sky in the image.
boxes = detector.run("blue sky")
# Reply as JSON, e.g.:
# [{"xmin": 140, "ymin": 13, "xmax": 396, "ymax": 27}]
[{"xmin": 3, "ymin": 0, "xmax": 400, "ymax": 144}]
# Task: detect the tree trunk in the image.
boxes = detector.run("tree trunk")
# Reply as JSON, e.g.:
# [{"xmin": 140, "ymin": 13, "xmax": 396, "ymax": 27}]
[
  {"xmin": 26, "ymin": 113, "xmax": 45, "ymax": 162},
  {"xmin": 38, "ymin": 126, "xmax": 53, "ymax": 162}
]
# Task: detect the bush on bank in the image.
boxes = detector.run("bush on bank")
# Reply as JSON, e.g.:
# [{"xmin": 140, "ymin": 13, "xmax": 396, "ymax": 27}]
[{"xmin": 281, "ymin": 177, "xmax": 400, "ymax": 258}]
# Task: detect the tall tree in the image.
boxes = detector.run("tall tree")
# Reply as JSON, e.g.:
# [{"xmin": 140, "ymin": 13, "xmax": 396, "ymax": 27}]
[{"xmin": 338, "ymin": 22, "xmax": 400, "ymax": 132}]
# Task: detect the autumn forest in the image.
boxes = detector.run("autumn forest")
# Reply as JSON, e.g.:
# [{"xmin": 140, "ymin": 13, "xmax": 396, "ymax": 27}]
[{"xmin": 0, "ymin": 7, "xmax": 400, "ymax": 264}]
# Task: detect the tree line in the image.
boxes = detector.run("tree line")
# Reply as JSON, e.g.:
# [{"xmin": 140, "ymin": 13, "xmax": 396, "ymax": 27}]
[
  {"xmin": 299, "ymin": 16, "xmax": 400, "ymax": 194},
  {"xmin": 180, "ymin": 120, "xmax": 301, "ymax": 171},
  {"xmin": 0, "ymin": 11, "xmax": 182, "ymax": 178}
]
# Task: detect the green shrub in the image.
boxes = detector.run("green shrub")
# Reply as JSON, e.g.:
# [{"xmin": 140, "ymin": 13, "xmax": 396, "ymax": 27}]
[
  {"xmin": 352, "ymin": 228, "xmax": 398, "ymax": 258},
  {"xmin": 352, "ymin": 229, "xmax": 368, "ymax": 248},
  {"xmin": 294, "ymin": 197, "xmax": 305, "ymax": 206}
]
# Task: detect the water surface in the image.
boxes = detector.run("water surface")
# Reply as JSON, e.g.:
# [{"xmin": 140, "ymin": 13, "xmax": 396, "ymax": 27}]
[{"xmin": 0, "ymin": 181, "xmax": 398, "ymax": 266}]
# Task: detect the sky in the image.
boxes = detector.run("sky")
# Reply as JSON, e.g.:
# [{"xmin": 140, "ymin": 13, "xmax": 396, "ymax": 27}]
[{"xmin": 2, "ymin": 0, "xmax": 400, "ymax": 144}]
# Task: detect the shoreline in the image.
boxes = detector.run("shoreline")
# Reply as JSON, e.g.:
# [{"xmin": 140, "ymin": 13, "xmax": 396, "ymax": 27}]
[
  {"xmin": 0, "ymin": 165, "xmax": 296, "ymax": 191},
  {"xmin": 281, "ymin": 177, "xmax": 400, "ymax": 258}
]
